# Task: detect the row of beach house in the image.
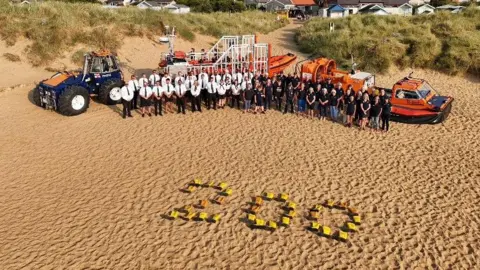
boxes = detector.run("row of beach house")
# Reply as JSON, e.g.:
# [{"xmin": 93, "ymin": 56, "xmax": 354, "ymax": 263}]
[
  {"xmin": 12, "ymin": 0, "xmax": 478, "ymax": 16},
  {"xmin": 246, "ymin": 0, "xmax": 477, "ymax": 17},
  {"xmin": 12, "ymin": 0, "xmax": 192, "ymax": 13},
  {"xmin": 104, "ymin": 0, "xmax": 191, "ymax": 13}
]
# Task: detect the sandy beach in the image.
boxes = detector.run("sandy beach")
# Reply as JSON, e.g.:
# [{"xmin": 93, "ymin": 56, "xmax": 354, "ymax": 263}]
[{"xmin": 0, "ymin": 23, "xmax": 479, "ymax": 269}]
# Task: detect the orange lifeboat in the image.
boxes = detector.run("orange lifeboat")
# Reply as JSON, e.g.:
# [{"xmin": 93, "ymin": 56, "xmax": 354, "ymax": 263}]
[{"xmin": 268, "ymin": 53, "xmax": 297, "ymax": 76}]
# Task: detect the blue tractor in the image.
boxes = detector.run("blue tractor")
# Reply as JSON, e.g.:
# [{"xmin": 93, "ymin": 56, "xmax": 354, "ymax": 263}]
[{"xmin": 32, "ymin": 50, "xmax": 124, "ymax": 116}]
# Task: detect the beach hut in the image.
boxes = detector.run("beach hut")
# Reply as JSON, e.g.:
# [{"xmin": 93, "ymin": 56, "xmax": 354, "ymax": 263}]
[
  {"xmin": 399, "ymin": 3, "xmax": 413, "ymax": 15},
  {"xmin": 326, "ymin": 0, "xmax": 410, "ymax": 15},
  {"xmin": 408, "ymin": 0, "xmax": 430, "ymax": 5},
  {"xmin": 291, "ymin": 0, "xmax": 317, "ymax": 14},
  {"xmin": 435, "ymin": 5, "xmax": 465, "ymax": 13},
  {"xmin": 164, "ymin": 3, "xmax": 191, "ymax": 13},
  {"xmin": 414, "ymin": 4, "xmax": 435, "ymax": 14},
  {"xmin": 264, "ymin": 0, "xmax": 293, "ymax": 11},
  {"xmin": 245, "ymin": 0, "xmax": 272, "ymax": 9},
  {"xmin": 136, "ymin": 0, "xmax": 175, "ymax": 10},
  {"xmin": 11, "ymin": 0, "xmax": 43, "ymax": 4},
  {"xmin": 394, "ymin": 3, "xmax": 413, "ymax": 15},
  {"xmin": 358, "ymin": 4, "xmax": 390, "ymax": 15},
  {"xmin": 321, "ymin": 4, "xmax": 348, "ymax": 18}
]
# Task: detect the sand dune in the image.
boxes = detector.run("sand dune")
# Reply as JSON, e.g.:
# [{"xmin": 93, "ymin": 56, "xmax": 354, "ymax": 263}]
[{"xmin": 0, "ymin": 23, "xmax": 480, "ymax": 269}]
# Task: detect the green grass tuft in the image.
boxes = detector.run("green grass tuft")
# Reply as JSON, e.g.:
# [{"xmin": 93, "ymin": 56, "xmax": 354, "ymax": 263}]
[
  {"xmin": 3, "ymin": 53, "xmax": 21, "ymax": 62},
  {"xmin": 296, "ymin": 7, "xmax": 480, "ymax": 76},
  {"xmin": 0, "ymin": 0, "xmax": 286, "ymax": 66}
]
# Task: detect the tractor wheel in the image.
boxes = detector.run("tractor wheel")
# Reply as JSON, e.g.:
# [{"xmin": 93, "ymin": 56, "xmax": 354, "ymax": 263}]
[
  {"xmin": 98, "ymin": 79, "xmax": 122, "ymax": 105},
  {"xmin": 32, "ymin": 87, "xmax": 43, "ymax": 108},
  {"xmin": 58, "ymin": 85, "xmax": 90, "ymax": 116}
]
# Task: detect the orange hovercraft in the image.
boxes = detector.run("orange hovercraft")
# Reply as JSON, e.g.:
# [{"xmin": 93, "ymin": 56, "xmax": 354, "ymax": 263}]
[{"xmin": 297, "ymin": 58, "xmax": 454, "ymax": 124}]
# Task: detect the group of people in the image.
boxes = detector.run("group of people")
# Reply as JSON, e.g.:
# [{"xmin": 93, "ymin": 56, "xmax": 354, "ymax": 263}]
[{"xmin": 120, "ymin": 68, "xmax": 392, "ymax": 132}]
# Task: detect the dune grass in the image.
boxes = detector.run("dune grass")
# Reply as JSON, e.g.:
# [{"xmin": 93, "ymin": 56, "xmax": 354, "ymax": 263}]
[
  {"xmin": 3, "ymin": 53, "xmax": 21, "ymax": 62},
  {"xmin": 295, "ymin": 7, "xmax": 480, "ymax": 76},
  {"xmin": 0, "ymin": 0, "xmax": 287, "ymax": 66}
]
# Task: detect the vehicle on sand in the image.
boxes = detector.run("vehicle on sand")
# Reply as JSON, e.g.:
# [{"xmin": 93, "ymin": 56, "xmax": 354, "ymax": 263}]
[
  {"xmin": 298, "ymin": 58, "xmax": 453, "ymax": 124},
  {"xmin": 158, "ymin": 26, "xmax": 297, "ymax": 77},
  {"xmin": 32, "ymin": 50, "xmax": 123, "ymax": 116}
]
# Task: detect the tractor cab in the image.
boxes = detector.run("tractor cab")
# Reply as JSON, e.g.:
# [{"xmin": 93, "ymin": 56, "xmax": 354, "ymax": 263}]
[{"xmin": 82, "ymin": 50, "xmax": 122, "ymax": 89}]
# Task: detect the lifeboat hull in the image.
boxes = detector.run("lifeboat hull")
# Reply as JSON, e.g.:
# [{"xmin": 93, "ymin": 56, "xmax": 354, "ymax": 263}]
[
  {"xmin": 391, "ymin": 100, "xmax": 453, "ymax": 124},
  {"xmin": 269, "ymin": 53, "xmax": 297, "ymax": 76}
]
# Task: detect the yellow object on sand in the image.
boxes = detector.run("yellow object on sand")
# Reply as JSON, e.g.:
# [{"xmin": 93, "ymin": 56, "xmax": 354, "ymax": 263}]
[
  {"xmin": 255, "ymin": 219, "xmax": 265, "ymax": 227},
  {"xmin": 183, "ymin": 205, "xmax": 193, "ymax": 213},
  {"xmin": 169, "ymin": 210, "xmax": 179, "ymax": 219},
  {"xmin": 347, "ymin": 222, "xmax": 357, "ymax": 231},
  {"xmin": 287, "ymin": 210, "xmax": 296, "ymax": 218},
  {"xmin": 193, "ymin": 179, "xmax": 202, "ymax": 186},
  {"xmin": 215, "ymin": 196, "xmax": 226, "ymax": 205},
  {"xmin": 248, "ymin": 214, "xmax": 256, "ymax": 222},
  {"xmin": 326, "ymin": 200, "xmax": 335, "ymax": 207},
  {"xmin": 223, "ymin": 188, "xmax": 233, "ymax": 196},
  {"xmin": 200, "ymin": 199, "xmax": 209, "ymax": 209},
  {"xmin": 218, "ymin": 182, "xmax": 228, "ymax": 190},
  {"xmin": 255, "ymin": 196, "xmax": 264, "ymax": 206},
  {"xmin": 311, "ymin": 222, "xmax": 320, "ymax": 230},
  {"xmin": 310, "ymin": 211, "xmax": 320, "ymax": 219},
  {"xmin": 314, "ymin": 204, "xmax": 323, "ymax": 211},
  {"xmin": 211, "ymin": 214, "xmax": 221, "ymax": 223},
  {"xmin": 198, "ymin": 212, "xmax": 208, "ymax": 220},
  {"xmin": 348, "ymin": 207, "xmax": 359, "ymax": 214},
  {"xmin": 207, "ymin": 181, "xmax": 215, "ymax": 187},
  {"xmin": 287, "ymin": 202, "xmax": 296, "ymax": 210},
  {"xmin": 353, "ymin": 215, "xmax": 361, "ymax": 224},
  {"xmin": 336, "ymin": 201, "xmax": 348, "ymax": 209},
  {"xmin": 268, "ymin": 221, "xmax": 277, "ymax": 229},
  {"xmin": 186, "ymin": 186, "xmax": 196, "ymax": 193},
  {"xmin": 250, "ymin": 205, "xmax": 261, "ymax": 214},
  {"xmin": 265, "ymin": 192, "xmax": 275, "ymax": 200},
  {"xmin": 322, "ymin": 226, "xmax": 332, "ymax": 236},
  {"xmin": 338, "ymin": 230, "xmax": 348, "ymax": 240},
  {"xmin": 185, "ymin": 212, "xmax": 196, "ymax": 220},
  {"xmin": 281, "ymin": 216, "xmax": 290, "ymax": 226},
  {"xmin": 279, "ymin": 193, "xmax": 289, "ymax": 201}
]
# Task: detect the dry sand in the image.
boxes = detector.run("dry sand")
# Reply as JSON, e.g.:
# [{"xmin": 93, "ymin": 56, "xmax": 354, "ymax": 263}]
[{"xmin": 0, "ymin": 23, "xmax": 479, "ymax": 269}]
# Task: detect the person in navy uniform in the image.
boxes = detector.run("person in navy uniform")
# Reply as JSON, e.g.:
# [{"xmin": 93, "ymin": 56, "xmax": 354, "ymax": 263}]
[
  {"xmin": 273, "ymin": 77, "xmax": 283, "ymax": 111},
  {"xmin": 120, "ymin": 81, "xmax": 134, "ymax": 119},
  {"xmin": 345, "ymin": 95, "xmax": 356, "ymax": 127},
  {"xmin": 152, "ymin": 81, "xmax": 164, "ymax": 116},
  {"xmin": 174, "ymin": 80, "xmax": 187, "ymax": 114},
  {"xmin": 318, "ymin": 88, "xmax": 329, "ymax": 121},
  {"xmin": 264, "ymin": 79, "xmax": 273, "ymax": 111},
  {"xmin": 127, "ymin": 75, "xmax": 140, "ymax": 110},
  {"xmin": 243, "ymin": 83, "xmax": 254, "ymax": 113},
  {"xmin": 190, "ymin": 80, "xmax": 202, "ymax": 113},
  {"xmin": 139, "ymin": 81, "xmax": 153, "ymax": 117},
  {"xmin": 322, "ymin": 78, "xmax": 334, "ymax": 93},
  {"xmin": 382, "ymin": 98, "xmax": 392, "ymax": 132},
  {"xmin": 206, "ymin": 77, "xmax": 218, "ymax": 110},
  {"xmin": 359, "ymin": 93, "xmax": 371, "ymax": 130},
  {"xmin": 230, "ymin": 80, "xmax": 241, "ymax": 109},
  {"xmin": 283, "ymin": 84, "xmax": 295, "ymax": 114},
  {"xmin": 306, "ymin": 87, "xmax": 316, "ymax": 118}
]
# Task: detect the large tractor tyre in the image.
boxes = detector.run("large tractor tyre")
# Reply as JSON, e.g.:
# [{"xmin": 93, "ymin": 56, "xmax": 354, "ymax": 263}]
[
  {"xmin": 58, "ymin": 85, "xmax": 90, "ymax": 116},
  {"xmin": 98, "ymin": 79, "xmax": 122, "ymax": 105},
  {"xmin": 32, "ymin": 87, "xmax": 44, "ymax": 108}
]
